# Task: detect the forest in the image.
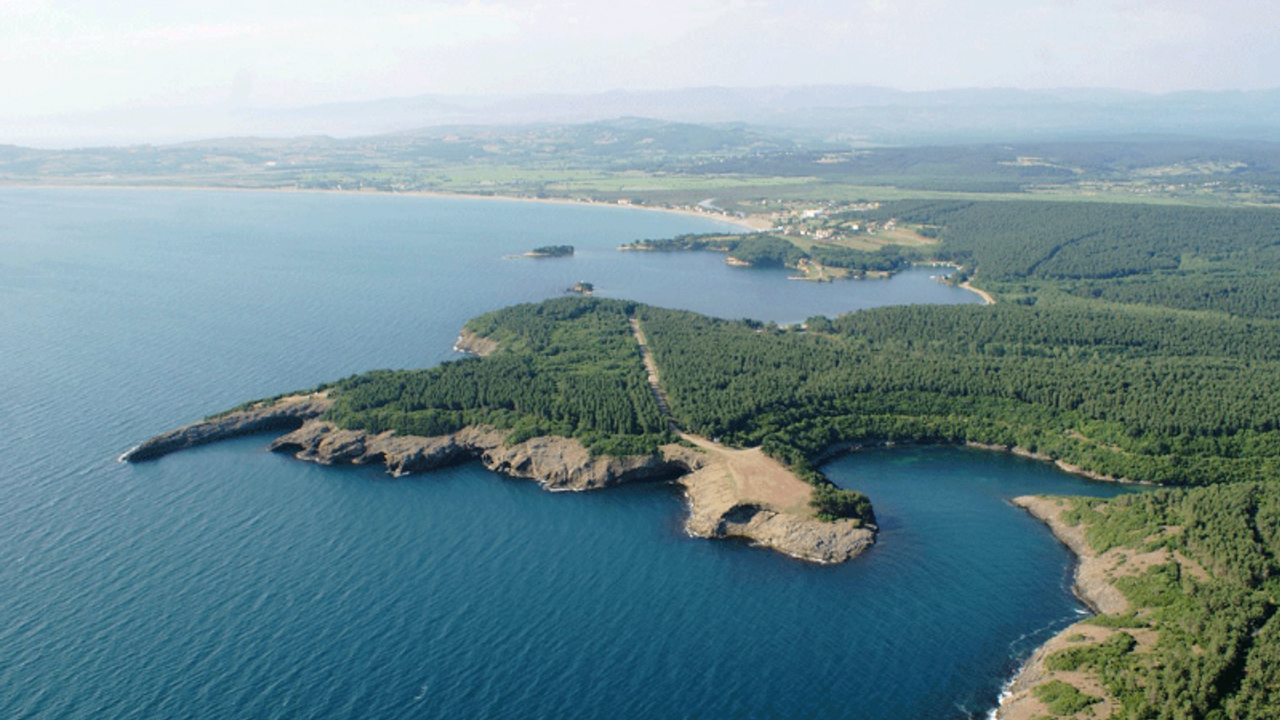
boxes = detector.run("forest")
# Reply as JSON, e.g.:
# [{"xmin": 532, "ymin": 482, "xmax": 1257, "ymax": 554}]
[
  {"xmin": 322, "ymin": 197, "xmax": 1280, "ymax": 494},
  {"xmin": 318, "ymin": 292, "xmax": 1280, "ymax": 517},
  {"xmin": 862, "ymin": 200, "xmax": 1280, "ymax": 318},
  {"xmin": 621, "ymin": 232, "xmax": 911, "ymax": 272},
  {"xmin": 323, "ymin": 298, "xmax": 670, "ymax": 459},
  {"xmin": 1044, "ymin": 484, "xmax": 1280, "ymax": 719},
  {"xmin": 633, "ymin": 302, "xmax": 1280, "ymax": 487}
]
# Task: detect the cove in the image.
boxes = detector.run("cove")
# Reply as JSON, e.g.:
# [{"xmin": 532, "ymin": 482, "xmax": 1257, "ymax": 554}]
[{"xmin": 1, "ymin": 188, "xmax": 1119, "ymax": 719}]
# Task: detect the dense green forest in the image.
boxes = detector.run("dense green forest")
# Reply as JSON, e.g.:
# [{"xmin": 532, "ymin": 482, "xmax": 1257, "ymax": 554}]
[
  {"xmin": 323, "ymin": 298, "xmax": 670, "ymax": 458},
  {"xmin": 634, "ymin": 302, "xmax": 1280, "ymax": 487},
  {"xmin": 864, "ymin": 200, "xmax": 1280, "ymax": 318},
  {"xmin": 320, "ymin": 198, "xmax": 1280, "ymax": 492},
  {"xmin": 621, "ymin": 232, "xmax": 912, "ymax": 272},
  {"xmin": 1045, "ymin": 484, "xmax": 1280, "ymax": 719},
  {"xmin": 320, "ymin": 293, "xmax": 1280, "ymax": 491}
]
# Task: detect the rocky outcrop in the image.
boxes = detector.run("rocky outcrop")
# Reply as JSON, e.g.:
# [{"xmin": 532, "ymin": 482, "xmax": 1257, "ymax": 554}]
[
  {"xmin": 701, "ymin": 503, "xmax": 874, "ymax": 564},
  {"xmin": 121, "ymin": 393, "xmax": 334, "ymax": 462},
  {"xmin": 270, "ymin": 424, "xmax": 873, "ymax": 561},
  {"xmin": 125, "ymin": 397, "xmax": 874, "ymax": 563},
  {"xmin": 270, "ymin": 421, "xmax": 684, "ymax": 490},
  {"xmin": 666, "ymin": 444, "xmax": 875, "ymax": 564},
  {"xmin": 453, "ymin": 330, "xmax": 499, "ymax": 357},
  {"xmin": 1012, "ymin": 495, "xmax": 1127, "ymax": 615}
]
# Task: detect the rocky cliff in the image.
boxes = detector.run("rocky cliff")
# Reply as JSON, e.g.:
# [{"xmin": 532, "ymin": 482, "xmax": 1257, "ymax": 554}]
[
  {"xmin": 452, "ymin": 330, "xmax": 499, "ymax": 357},
  {"xmin": 124, "ymin": 397, "xmax": 874, "ymax": 563},
  {"xmin": 269, "ymin": 420, "xmax": 683, "ymax": 490},
  {"xmin": 665, "ymin": 444, "xmax": 874, "ymax": 564},
  {"xmin": 121, "ymin": 393, "xmax": 334, "ymax": 462}
]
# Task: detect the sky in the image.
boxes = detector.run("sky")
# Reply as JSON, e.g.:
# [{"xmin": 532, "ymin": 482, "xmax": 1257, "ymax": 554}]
[{"xmin": 2, "ymin": 0, "xmax": 1278, "ymax": 138}]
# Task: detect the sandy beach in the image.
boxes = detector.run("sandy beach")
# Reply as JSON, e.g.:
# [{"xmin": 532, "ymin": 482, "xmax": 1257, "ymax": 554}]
[
  {"xmin": 3, "ymin": 180, "xmax": 769, "ymax": 233},
  {"xmin": 960, "ymin": 280, "xmax": 996, "ymax": 305}
]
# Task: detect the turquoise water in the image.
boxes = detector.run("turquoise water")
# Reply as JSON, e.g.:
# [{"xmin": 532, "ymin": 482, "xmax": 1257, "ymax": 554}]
[{"xmin": 1, "ymin": 188, "xmax": 1131, "ymax": 719}]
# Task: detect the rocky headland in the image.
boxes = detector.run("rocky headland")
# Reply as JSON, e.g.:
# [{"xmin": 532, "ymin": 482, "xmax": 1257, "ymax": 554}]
[
  {"xmin": 121, "ymin": 393, "xmax": 335, "ymax": 462},
  {"xmin": 666, "ymin": 441, "xmax": 873, "ymax": 564},
  {"xmin": 452, "ymin": 329, "xmax": 499, "ymax": 357},
  {"xmin": 124, "ymin": 397, "xmax": 874, "ymax": 564}
]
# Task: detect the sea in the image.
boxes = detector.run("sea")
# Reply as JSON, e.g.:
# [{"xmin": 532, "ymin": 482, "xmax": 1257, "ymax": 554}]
[{"xmin": 1, "ymin": 188, "xmax": 1137, "ymax": 719}]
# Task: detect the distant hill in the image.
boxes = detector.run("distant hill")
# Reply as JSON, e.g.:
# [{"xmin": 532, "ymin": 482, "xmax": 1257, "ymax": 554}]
[{"xmin": 8, "ymin": 86, "xmax": 1280, "ymax": 148}]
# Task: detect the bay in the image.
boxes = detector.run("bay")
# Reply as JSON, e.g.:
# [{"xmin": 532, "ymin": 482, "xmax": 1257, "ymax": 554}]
[{"xmin": 1, "ymin": 188, "xmax": 1126, "ymax": 719}]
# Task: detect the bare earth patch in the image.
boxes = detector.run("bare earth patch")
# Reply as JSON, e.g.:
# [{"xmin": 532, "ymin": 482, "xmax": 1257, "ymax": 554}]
[
  {"xmin": 678, "ymin": 433, "xmax": 814, "ymax": 514},
  {"xmin": 634, "ymin": 316, "xmax": 873, "ymax": 563}
]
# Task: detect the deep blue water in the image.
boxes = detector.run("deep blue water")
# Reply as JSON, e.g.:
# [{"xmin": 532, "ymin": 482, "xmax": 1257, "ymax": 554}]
[{"xmin": 1, "ymin": 188, "xmax": 1132, "ymax": 719}]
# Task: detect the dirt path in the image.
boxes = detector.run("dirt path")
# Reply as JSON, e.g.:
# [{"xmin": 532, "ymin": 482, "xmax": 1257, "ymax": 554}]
[
  {"xmin": 629, "ymin": 316, "xmax": 812, "ymax": 514},
  {"xmin": 629, "ymin": 317, "xmax": 675, "ymax": 429}
]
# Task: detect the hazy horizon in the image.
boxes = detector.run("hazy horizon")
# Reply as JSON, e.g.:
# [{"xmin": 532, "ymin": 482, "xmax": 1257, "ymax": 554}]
[{"xmin": 5, "ymin": 0, "xmax": 1279, "ymax": 146}]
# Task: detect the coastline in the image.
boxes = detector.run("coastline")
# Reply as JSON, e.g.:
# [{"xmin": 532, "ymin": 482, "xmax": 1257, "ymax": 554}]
[
  {"xmin": 920, "ymin": 261, "xmax": 995, "ymax": 305},
  {"xmin": 83, "ymin": 179, "xmax": 1125, "ymax": 711},
  {"xmin": 812, "ymin": 438, "xmax": 1138, "ymax": 486},
  {"xmin": 962, "ymin": 441, "xmax": 1140, "ymax": 485},
  {"xmin": 998, "ymin": 491, "xmax": 1211, "ymax": 719},
  {"xmin": 993, "ymin": 495, "xmax": 1129, "ymax": 720},
  {"xmin": 0, "ymin": 181, "xmax": 767, "ymax": 232},
  {"xmin": 124, "ymin": 396, "xmax": 874, "ymax": 564},
  {"xmin": 453, "ymin": 329, "xmax": 499, "ymax": 357},
  {"xmin": 121, "ymin": 387, "xmax": 1149, "ymax": 711},
  {"xmin": 960, "ymin": 279, "xmax": 996, "ymax": 305}
]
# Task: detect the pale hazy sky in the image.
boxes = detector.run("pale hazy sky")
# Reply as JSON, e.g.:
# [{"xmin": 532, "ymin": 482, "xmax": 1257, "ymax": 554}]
[{"xmin": 3, "ymin": 0, "xmax": 1278, "ymax": 117}]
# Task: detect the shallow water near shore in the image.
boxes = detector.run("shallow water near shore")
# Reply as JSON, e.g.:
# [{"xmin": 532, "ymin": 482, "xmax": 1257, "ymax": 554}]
[{"xmin": 2, "ymin": 188, "xmax": 1129, "ymax": 719}]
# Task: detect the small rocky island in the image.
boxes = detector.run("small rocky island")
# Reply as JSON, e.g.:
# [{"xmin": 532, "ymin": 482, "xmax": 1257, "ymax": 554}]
[{"xmin": 525, "ymin": 244, "xmax": 574, "ymax": 257}]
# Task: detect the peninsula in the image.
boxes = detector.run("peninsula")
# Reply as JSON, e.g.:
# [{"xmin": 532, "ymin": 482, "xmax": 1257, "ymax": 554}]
[
  {"xmin": 618, "ymin": 232, "xmax": 915, "ymax": 281},
  {"xmin": 126, "ymin": 298, "xmax": 876, "ymax": 564},
  {"xmin": 125, "ymin": 194, "xmax": 1280, "ymax": 716}
]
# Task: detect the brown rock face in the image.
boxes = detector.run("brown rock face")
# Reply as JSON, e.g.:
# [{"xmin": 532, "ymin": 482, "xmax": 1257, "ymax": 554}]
[
  {"xmin": 666, "ymin": 444, "xmax": 876, "ymax": 564},
  {"xmin": 125, "ymin": 400, "xmax": 876, "ymax": 564},
  {"xmin": 452, "ymin": 330, "xmax": 499, "ymax": 357},
  {"xmin": 269, "ymin": 422, "xmax": 684, "ymax": 491},
  {"xmin": 121, "ymin": 394, "xmax": 334, "ymax": 462}
]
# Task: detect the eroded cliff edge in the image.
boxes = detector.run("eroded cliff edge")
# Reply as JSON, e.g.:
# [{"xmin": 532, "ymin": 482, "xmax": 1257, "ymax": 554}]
[
  {"xmin": 123, "ymin": 395, "xmax": 874, "ymax": 564},
  {"xmin": 995, "ymin": 495, "xmax": 1182, "ymax": 720},
  {"xmin": 121, "ymin": 393, "xmax": 336, "ymax": 461}
]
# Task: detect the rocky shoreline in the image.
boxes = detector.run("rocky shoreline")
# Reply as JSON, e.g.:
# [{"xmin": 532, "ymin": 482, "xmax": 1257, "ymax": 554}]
[
  {"xmin": 452, "ymin": 329, "xmax": 499, "ymax": 357},
  {"xmin": 964, "ymin": 441, "xmax": 1134, "ymax": 484},
  {"xmin": 123, "ymin": 396, "xmax": 873, "ymax": 564},
  {"xmin": 120, "ymin": 393, "xmax": 335, "ymax": 462},
  {"xmin": 994, "ymin": 495, "xmax": 1129, "ymax": 720}
]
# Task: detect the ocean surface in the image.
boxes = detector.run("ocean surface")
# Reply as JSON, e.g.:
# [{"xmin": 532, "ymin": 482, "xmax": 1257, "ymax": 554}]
[{"xmin": 1, "ymin": 188, "xmax": 1135, "ymax": 719}]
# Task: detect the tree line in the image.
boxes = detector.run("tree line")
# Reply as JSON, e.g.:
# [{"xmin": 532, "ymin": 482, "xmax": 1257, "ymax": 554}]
[
  {"xmin": 1051, "ymin": 483, "xmax": 1280, "ymax": 718},
  {"xmin": 861, "ymin": 199, "xmax": 1280, "ymax": 319}
]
